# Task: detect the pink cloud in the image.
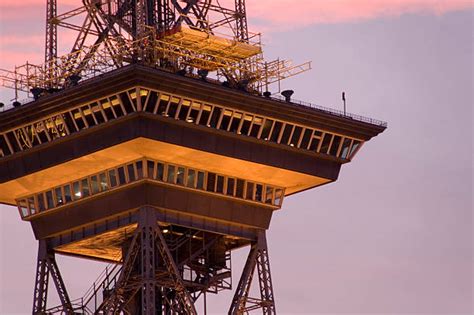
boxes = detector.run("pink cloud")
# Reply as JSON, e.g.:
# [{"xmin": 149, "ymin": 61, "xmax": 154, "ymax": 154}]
[{"xmin": 246, "ymin": 0, "xmax": 473, "ymax": 30}]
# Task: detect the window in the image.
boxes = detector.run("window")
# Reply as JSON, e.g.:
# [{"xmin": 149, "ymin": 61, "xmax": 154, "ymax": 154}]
[
  {"xmin": 167, "ymin": 165, "xmax": 176, "ymax": 183},
  {"xmin": 46, "ymin": 190, "xmax": 54, "ymax": 208},
  {"xmin": 197, "ymin": 171, "xmax": 205, "ymax": 189},
  {"xmin": 73, "ymin": 181, "xmax": 81, "ymax": 199},
  {"xmin": 167, "ymin": 97, "xmax": 180, "ymax": 118},
  {"xmin": 216, "ymin": 175, "xmax": 224, "ymax": 193},
  {"xmin": 90, "ymin": 175, "xmax": 100, "ymax": 194},
  {"xmin": 27, "ymin": 197, "xmax": 36, "ymax": 215},
  {"xmin": 265, "ymin": 186, "xmax": 274, "ymax": 204},
  {"xmin": 226, "ymin": 178, "xmax": 235, "ymax": 196},
  {"xmin": 255, "ymin": 184, "xmax": 263, "ymax": 202},
  {"xmin": 240, "ymin": 114, "xmax": 253, "ymax": 135},
  {"xmin": 274, "ymin": 189, "xmax": 283, "ymax": 206},
  {"xmin": 147, "ymin": 160, "xmax": 155, "ymax": 179},
  {"xmin": 70, "ymin": 108, "xmax": 86, "ymax": 130},
  {"xmin": 269, "ymin": 121, "xmax": 283, "ymax": 142},
  {"xmin": 18, "ymin": 199, "xmax": 28, "ymax": 217},
  {"xmin": 63, "ymin": 185, "xmax": 72, "ymax": 203},
  {"xmin": 209, "ymin": 107, "xmax": 222, "ymax": 128},
  {"xmin": 300, "ymin": 129, "xmax": 312, "ymax": 149},
  {"xmin": 219, "ymin": 110, "xmax": 232, "ymax": 131},
  {"xmin": 207, "ymin": 173, "xmax": 216, "ymax": 192},
  {"xmin": 340, "ymin": 138, "xmax": 352, "ymax": 159},
  {"xmin": 280, "ymin": 124, "xmax": 293, "ymax": 145},
  {"xmin": 246, "ymin": 182, "xmax": 254, "ymax": 200},
  {"xmin": 136, "ymin": 161, "xmax": 143, "ymax": 179},
  {"xmin": 127, "ymin": 164, "xmax": 136, "ymax": 182},
  {"xmin": 349, "ymin": 140, "xmax": 361, "ymax": 158},
  {"xmin": 178, "ymin": 99, "xmax": 191, "ymax": 121},
  {"xmin": 55, "ymin": 187, "xmax": 64, "ymax": 206},
  {"xmin": 117, "ymin": 167, "xmax": 126, "ymax": 184},
  {"xmin": 229, "ymin": 112, "xmax": 243, "ymax": 133},
  {"xmin": 157, "ymin": 95, "xmax": 170, "ymax": 115},
  {"xmin": 81, "ymin": 179, "xmax": 90, "ymax": 197},
  {"xmin": 157, "ymin": 163, "xmax": 164, "ymax": 181},
  {"xmin": 198, "ymin": 105, "xmax": 212, "ymax": 126},
  {"xmin": 260, "ymin": 119, "xmax": 273, "ymax": 140},
  {"xmin": 37, "ymin": 194, "xmax": 46, "ymax": 212},
  {"xmin": 290, "ymin": 126, "xmax": 302, "ymax": 147},
  {"xmin": 249, "ymin": 116, "xmax": 263, "ymax": 138},
  {"xmin": 187, "ymin": 102, "xmax": 201, "ymax": 123},
  {"xmin": 119, "ymin": 92, "xmax": 135, "ymax": 113},
  {"xmin": 329, "ymin": 135, "xmax": 342, "ymax": 156},
  {"xmin": 319, "ymin": 133, "xmax": 333, "ymax": 154},
  {"xmin": 109, "ymin": 170, "xmax": 118, "ymax": 187},
  {"xmin": 177, "ymin": 167, "xmax": 185, "ymax": 185},
  {"xmin": 143, "ymin": 91, "xmax": 158, "ymax": 113},
  {"xmin": 110, "ymin": 95, "xmax": 126, "ymax": 117},
  {"xmin": 187, "ymin": 169, "xmax": 196, "ymax": 188},
  {"xmin": 236, "ymin": 179, "xmax": 245, "ymax": 198},
  {"xmin": 309, "ymin": 136, "xmax": 320, "ymax": 151},
  {"xmin": 99, "ymin": 173, "xmax": 108, "ymax": 191}
]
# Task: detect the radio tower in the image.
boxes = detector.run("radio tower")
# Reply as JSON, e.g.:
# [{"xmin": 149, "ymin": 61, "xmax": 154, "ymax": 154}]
[{"xmin": 0, "ymin": 0, "xmax": 386, "ymax": 314}]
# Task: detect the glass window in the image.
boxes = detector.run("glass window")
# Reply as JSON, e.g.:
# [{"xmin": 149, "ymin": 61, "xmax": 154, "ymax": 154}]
[
  {"xmin": 147, "ymin": 160, "xmax": 155, "ymax": 178},
  {"xmin": 187, "ymin": 102, "xmax": 201, "ymax": 123},
  {"xmin": 81, "ymin": 179, "xmax": 90, "ymax": 197},
  {"xmin": 117, "ymin": 167, "xmax": 126, "ymax": 184},
  {"xmin": 227, "ymin": 178, "xmax": 235, "ymax": 196},
  {"xmin": 319, "ymin": 133, "xmax": 333, "ymax": 154},
  {"xmin": 46, "ymin": 190, "xmax": 55, "ymax": 208},
  {"xmin": 246, "ymin": 182, "xmax": 254, "ymax": 200},
  {"xmin": 197, "ymin": 171, "xmax": 205, "ymax": 189},
  {"xmin": 260, "ymin": 119, "xmax": 273, "ymax": 140},
  {"xmin": 73, "ymin": 181, "xmax": 81, "ymax": 199},
  {"xmin": 340, "ymin": 138, "xmax": 352, "ymax": 159},
  {"xmin": 240, "ymin": 115, "xmax": 253, "ymax": 135},
  {"xmin": 63, "ymin": 185, "xmax": 72, "ymax": 203},
  {"xmin": 255, "ymin": 184, "xmax": 263, "ymax": 202},
  {"xmin": 178, "ymin": 99, "xmax": 191, "ymax": 121},
  {"xmin": 207, "ymin": 173, "xmax": 216, "ymax": 192},
  {"xmin": 167, "ymin": 97, "xmax": 180, "ymax": 118},
  {"xmin": 139, "ymin": 88, "xmax": 149, "ymax": 110},
  {"xmin": 28, "ymin": 197, "xmax": 36, "ymax": 215},
  {"xmin": 269, "ymin": 121, "xmax": 283, "ymax": 142},
  {"xmin": 70, "ymin": 108, "xmax": 86, "ymax": 130},
  {"xmin": 157, "ymin": 163, "xmax": 164, "ymax": 181},
  {"xmin": 265, "ymin": 186, "xmax": 274, "ymax": 204},
  {"xmin": 309, "ymin": 136, "xmax": 320, "ymax": 151},
  {"xmin": 290, "ymin": 126, "xmax": 302, "ymax": 147},
  {"xmin": 167, "ymin": 165, "xmax": 176, "ymax": 183},
  {"xmin": 198, "ymin": 104, "xmax": 212, "ymax": 126},
  {"xmin": 127, "ymin": 164, "xmax": 136, "ymax": 182},
  {"xmin": 187, "ymin": 169, "xmax": 196, "ymax": 188},
  {"xmin": 329, "ymin": 135, "xmax": 342, "ymax": 156},
  {"xmin": 35, "ymin": 121, "xmax": 50, "ymax": 144},
  {"xmin": 176, "ymin": 167, "xmax": 185, "ymax": 185},
  {"xmin": 99, "ymin": 173, "xmax": 108, "ymax": 191},
  {"xmin": 216, "ymin": 175, "xmax": 224, "ymax": 193},
  {"xmin": 143, "ymin": 91, "xmax": 158, "ymax": 113},
  {"xmin": 55, "ymin": 187, "xmax": 64, "ymax": 206},
  {"xmin": 236, "ymin": 179, "xmax": 245, "ymax": 198},
  {"xmin": 90, "ymin": 175, "xmax": 100, "ymax": 194},
  {"xmin": 209, "ymin": 107, "xmax": 222, "ymax": 128},
  {"xmin": 62, "ymin": 112, "xmax": 79, "ymax": 133},
  {"xmin": 280, "ymin": 124, "xmax": 293, "ymax": 145},
  {"xmin": 90, "ymin": 102, "xmax": 106, "ymax": 124},
  {"xmin": 274, "ymin": 189, "xmax": 283, "ymax": 206},
  {"xmin": 219, "ymin": 110, "xmax": 232, "ymax": 131},
  {"xmin": 110, "ymin": 95, "xmax": 126, "ymax": 117},
  {"xmin": 37, "ymin": 194, "xmax": 45, "ymax": 212},
  {"xmin": 108, "ymin": 170, "xmax": 118, "ymax": 187},
  {"xmin": 119, "ymin": 92, "xmax": 135, "ymax": 113},
  {"xmin": 157, "ymin": 95, "xmax": 169, "ymax": 115},
  {"xmin": 349, "ymin": 140, "xmax": 361, "ymax": 158},
  {"xmin": 300, "ymin": 129, "xmax": 312, "ymax": 149},
  {"xmin": 249, "ymin": 116, "xmax": 263, "ymax": 138},
  {"xmin": 81, "ymin": 105, "xmax": 96, "ymax": 127},
  {"xmin": 18, "ymin": 199, "xmax": 28, "ymax": 217},
  {"xmin": 136, "ymin": 161, "xmax": 143, "ymax": 179},
  {"xmin": 229, "ymin": 112, "xmax": 243, "ymax": 133}
]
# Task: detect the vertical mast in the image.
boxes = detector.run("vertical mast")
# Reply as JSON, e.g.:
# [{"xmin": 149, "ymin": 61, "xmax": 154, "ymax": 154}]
[
  {"xmin": 235, "ymin": 0, "xmax": 248, "ymax": 41},
  {"xmin": 45, "ymin": 0, "xmax": 57, "ymax": 85}
]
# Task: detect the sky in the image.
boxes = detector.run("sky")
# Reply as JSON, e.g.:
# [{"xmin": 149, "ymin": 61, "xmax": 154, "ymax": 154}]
[{"xmin": 0, "ymin": 1, "xmax": 473, "ymax": 314}]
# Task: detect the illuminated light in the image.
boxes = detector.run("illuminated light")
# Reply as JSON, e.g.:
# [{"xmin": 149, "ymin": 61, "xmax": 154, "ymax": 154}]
[
  {"xmin": 192, "ymin": 235, "xmax": 198, "ymax": 239},
  {"xmin": 290, "ymin": 143, "xmax": 295, "ymax": 147},
  {"xmin": 74, "ymin": 192, "xmax": 82, "ymax": 197},
  {"xmin": 186, "ymin": 118, "xmax": 194, "ymax": 123},
  {"xmin": 163, "ymin": 229, "xmax": 169, "ymax": 233}
]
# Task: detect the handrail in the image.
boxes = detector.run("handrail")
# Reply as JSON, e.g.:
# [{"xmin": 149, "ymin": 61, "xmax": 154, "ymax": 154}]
[{"xmin": 269, "ymin": 94, "xmax": 387, "ymax": 128}]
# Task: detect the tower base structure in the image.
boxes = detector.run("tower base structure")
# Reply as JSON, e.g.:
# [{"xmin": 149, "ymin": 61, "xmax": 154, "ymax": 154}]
[{"xmin": 33, "ymin": 207, "xmax": 276, "ymax": 314}]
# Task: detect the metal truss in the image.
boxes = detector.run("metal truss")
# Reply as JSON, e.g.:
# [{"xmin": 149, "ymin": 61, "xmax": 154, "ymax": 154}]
[
  {"xmin": 32, "ymin": 240, "xmax": 73, "ymax": 315},
  {"xmin": 229, "ymin": 231, "xmax": 276, "ymax": 315}
]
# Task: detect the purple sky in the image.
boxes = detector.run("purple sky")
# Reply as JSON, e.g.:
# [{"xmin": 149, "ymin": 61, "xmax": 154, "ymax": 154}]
[{"xmin": 1, "ymin": 2, "xmax": 473, "ymax": 314}]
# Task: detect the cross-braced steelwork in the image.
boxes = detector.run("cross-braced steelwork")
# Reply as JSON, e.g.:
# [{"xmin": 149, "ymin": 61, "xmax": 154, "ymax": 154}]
[
  {"xmin": 229, "ymin": 232, "xmax": 276, "ymax": 315},
  {"xmin": 33, "ymin": 240, "xmax": 73, "ymax": 314}
]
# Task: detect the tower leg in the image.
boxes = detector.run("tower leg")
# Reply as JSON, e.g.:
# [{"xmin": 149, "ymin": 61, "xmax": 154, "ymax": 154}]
[
  {"xmin": 229, "ymin": 231, "xmax": 276, "ymax": 315},
  {"xmin": 32, "ymin": 240, "xmax": 73, "ymax": 314}
]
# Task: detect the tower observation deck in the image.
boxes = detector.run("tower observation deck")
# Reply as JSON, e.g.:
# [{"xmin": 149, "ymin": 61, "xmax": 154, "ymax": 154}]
[{"xmin": 0, "ymin": 0, "xmax": 386, "ymax": 314}]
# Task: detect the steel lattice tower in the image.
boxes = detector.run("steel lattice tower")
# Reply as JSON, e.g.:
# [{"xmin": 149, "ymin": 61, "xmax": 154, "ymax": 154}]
[{"xmin": 0, "ymin": 0, "xmax": 386, "ymax": 314}]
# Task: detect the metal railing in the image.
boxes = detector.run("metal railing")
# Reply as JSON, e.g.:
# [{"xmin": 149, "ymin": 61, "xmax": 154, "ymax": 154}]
[{"xmin": 269, "ymin": 94, "xmax": 387, "ymax": 127}]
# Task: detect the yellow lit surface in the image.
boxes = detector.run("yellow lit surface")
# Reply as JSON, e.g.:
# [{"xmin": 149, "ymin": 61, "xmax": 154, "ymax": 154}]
[{"xmin": 0, "ymin": 138, "xmax": 330, "ymax": 204}]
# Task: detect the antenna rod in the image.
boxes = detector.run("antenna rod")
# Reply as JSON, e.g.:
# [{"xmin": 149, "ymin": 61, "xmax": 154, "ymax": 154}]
[{"xmin": 342, "ymin": 91, "xmax": 346, "ymax": 116}]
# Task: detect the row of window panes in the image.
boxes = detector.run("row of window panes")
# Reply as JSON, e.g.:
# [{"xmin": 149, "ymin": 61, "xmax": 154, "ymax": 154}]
[
  {"xmin": 0, "ymin": 87, "xmax": 362, "ymax": 160},
  {"xmin": 0, "ymin": 89, "xmax": 139, "ymax": 157},
  {"xmin": 17, "ymin": 158, "xmax": 284, "ymax": 218},
  {"xmin": 139, "ymin": 88, "xmax": 362, "ymax": 159}
]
